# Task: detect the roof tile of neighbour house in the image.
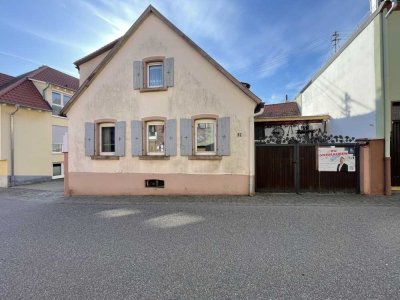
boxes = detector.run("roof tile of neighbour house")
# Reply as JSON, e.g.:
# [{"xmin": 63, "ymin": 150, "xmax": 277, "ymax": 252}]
[
  {"xmin": 0, "ymin": 66, "xmax": 78, "ymax": 111},
  {"xmin": 30, "ymin": 66, "xmax": 79, "ymax": 91},
  {"xmin": 0, "ymin": 79, "xmax": 52, "ymax": 111},
  {"xmin": 0, "ymin": 73, "xmax": 15, "ymax": 87},
  {"xmin": 256, "ymin": 102, "xmax": 301, "ymax": 119}
]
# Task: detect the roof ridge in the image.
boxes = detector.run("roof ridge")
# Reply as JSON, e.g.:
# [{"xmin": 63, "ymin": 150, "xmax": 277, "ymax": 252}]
[
  {"xmin": 0, "ymin": 76, "xmax": 29, "ymax": 97},
  {"xmin": 62, "ymin": 4, "xmax": 261, "ymax": 114},
  {"xmin": 0, "ymin": 66, "xmax": 48, "ymax": 96},
  {"xmin": 0, "ymin": 79, "xmax": 52, "ymax": 111}
]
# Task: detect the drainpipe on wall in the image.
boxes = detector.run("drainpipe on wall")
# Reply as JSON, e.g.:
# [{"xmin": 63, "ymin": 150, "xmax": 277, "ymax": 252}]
[
  {"xmin": 42, "ymin": 83, "xmax": 50, "ymax": 101},
  {"xmin": 380, "ymin": 0, "xmax": 396, "ymax": 195},
  {"xmin": 249, "ymin": 105, "xmax": 265, "ymax": 195},
  {"xmin": 10, "ymin": 104, "xmax": 20, "ymax": 187}
]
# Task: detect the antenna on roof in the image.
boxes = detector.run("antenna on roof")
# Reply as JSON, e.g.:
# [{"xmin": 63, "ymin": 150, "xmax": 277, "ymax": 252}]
[
  {"xmin": 331, "ymin": 31, "xmax": 341, "ymax": 53},
  {"xmin": 285, "ymin": 94, "xmax": 288, "ymax": 102}
]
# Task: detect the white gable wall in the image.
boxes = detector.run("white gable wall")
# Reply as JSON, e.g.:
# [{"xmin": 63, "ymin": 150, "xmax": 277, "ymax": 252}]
[{"xmin": 298, "ymin": 21, "xmax": 379, "ymax": 139}]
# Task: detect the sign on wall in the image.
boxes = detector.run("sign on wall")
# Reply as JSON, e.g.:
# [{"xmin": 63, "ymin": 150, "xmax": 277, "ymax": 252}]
[{"xmin": 318, "ymin": 146, "xmax": 356, "ymax": 172}]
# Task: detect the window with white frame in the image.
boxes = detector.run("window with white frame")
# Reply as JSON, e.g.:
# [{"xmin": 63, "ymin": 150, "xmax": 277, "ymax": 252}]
[
  {"xmin": 52, "ymin": 92, "xmax": 72, "ymax": 115},
  {"xmin": 146, "ymin": 121, "xmax": 165, "ymax": 155},
  {"xmin": 195, "ymin": 119, "xmax": 216, "ymax": 155},
  {"xmin": 52, "ymin": 125, "xmax": 67, "ymax": 153},
  {"xmin": 147, "ymin": 62, "xmax": 163, "ymax": 88},
  {"xmin": 100, "ymin": 123, "xmax": 115, "ymax": 155},
  {"xmin": 52, "ymin": 162, "xmax": 64, "ymax": 179}
]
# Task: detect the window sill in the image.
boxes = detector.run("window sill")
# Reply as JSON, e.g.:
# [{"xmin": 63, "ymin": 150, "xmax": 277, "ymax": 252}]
[
  {"xmin": 188, "ymin": 155, "xmax": 222, "ymax": 160},
  {"xmin": 139, "ymin": 155, "xmax": 170, "ymax": 160},
  {"xmin": 140, "ymin": 87, "xmax": 168, "ymax": 93},
  {"xmin": 91, "ymin": 155, "xmax": 119, "ymax": 160}
]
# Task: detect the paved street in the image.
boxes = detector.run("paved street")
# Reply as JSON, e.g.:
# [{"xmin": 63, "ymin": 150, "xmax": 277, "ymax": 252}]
[{"xmin": 1, "ymin": 186, "xmax": 400, "ymax": 299}]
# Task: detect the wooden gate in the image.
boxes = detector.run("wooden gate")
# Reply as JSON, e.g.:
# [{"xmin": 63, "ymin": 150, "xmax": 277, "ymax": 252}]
[
  {"xmin": 255, "ymin": 144, "xmax": 359, "ymax": 193},
  {"xmin": 391, "ymin": 121, "xmax": 400, "ymax": 186}
]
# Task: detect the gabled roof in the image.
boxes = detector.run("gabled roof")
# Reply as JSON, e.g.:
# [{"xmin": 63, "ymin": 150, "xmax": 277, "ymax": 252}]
[
  {"xmin": 29, "ymin": 66, "xmax": 79, "ymax": 91},
  {"xmin": 0, "ymin": 73, "xmax": 14, "ymax": 87},
  {"xmin": 256, "ymin": 102, "xmax": 301, "ymax": 119},
  {"xmin": 0, "ymin": 66, "xmax": 78, "ymax": 111},
  {"xmin": 0, "ymin": 79, "xmax": 52, "ymax": 111},
  {"xmin": 74, "ymin": 38, "xmax": 120, "ymax": 67},
  {"xmin": 62, "ymin": 5, "xmax": 261, "ymax": 114}
]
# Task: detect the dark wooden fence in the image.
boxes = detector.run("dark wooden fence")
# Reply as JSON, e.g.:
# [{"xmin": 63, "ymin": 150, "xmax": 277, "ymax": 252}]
[
  {"xmin": 391, "ymin": 122, "xmax": 400, "ymax": 186},
  {"xmin": 256, "ymin": 144, "xmax": 359, "ymax": 193}
]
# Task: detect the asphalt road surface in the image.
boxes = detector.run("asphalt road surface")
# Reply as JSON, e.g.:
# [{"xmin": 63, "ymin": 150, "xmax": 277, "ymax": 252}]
[{"xmin": 1, "ymin": 187, "xmax": 400, "ymax": 299}]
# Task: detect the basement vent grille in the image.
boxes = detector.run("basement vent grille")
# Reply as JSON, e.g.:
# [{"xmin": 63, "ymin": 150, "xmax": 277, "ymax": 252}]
[{"xmin": 145, "ymin": 179, "xmax": 165, "ymax": 188}]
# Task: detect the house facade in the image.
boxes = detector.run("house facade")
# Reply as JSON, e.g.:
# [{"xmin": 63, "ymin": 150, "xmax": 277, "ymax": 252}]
[
  {"xmin": 0, "ymin": 66, "xmax": 78, "ymax": 186},
  {"xmin": 62, "ymin": 6, "xmax": 261, "ymax": 196},
  {"xmin": 294, "ymin": 1, "xmax": 400, "ymax": 194}
]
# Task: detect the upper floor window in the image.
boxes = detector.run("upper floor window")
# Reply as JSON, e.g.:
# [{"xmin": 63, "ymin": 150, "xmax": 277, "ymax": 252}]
[
  {"xmin": 133, "ymin": 57, "xmax": 174, "ymax": 91},
  {"xmin": 52, "ymin": 125, "xmax": 67, "ymax": 153},
  {"xmin": 147, "ymin": 62, "xmax": 163, "ymax": 88},
  {"xmin": 52, "ymin": 92, "xmax": 71, "ymax": 115}
]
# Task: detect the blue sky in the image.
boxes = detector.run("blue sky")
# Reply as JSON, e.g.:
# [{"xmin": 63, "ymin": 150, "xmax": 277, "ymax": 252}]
[{"xmin": 0, "ymin": 0, "xmax": 370, "ymax": 103}]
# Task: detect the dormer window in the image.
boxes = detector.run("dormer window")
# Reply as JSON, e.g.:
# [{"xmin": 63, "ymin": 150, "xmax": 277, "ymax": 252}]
[{"xmin": 52, "ymin": 91, "xmax": 72, "ymax": 115}]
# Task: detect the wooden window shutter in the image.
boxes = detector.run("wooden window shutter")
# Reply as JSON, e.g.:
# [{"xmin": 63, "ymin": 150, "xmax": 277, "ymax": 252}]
[
  {"xmin": 164, "ymin": 57, "xmax": 174, "ymax": 87},
  {"xmin": 131, "ymin": 120, "xmax": 143, "ymax": 156},
  {"xmin": 180, "ymin": 118, "xmax": 192, "ymax": 156},
  {"xmin": 165, "ymin": 119, "xmax": 177, "ymax": 156},
  {"xmin": 217, "ymin": 117, "xmax": 230, "ymax": 156},
  {"xmin": 133, "ymin": 61, "xmax": 143, "ymax": 90},
  {"xmin": 115, "ymin": 121, "xmax": 126, "ymax": 156},
  {"xmin": 84, "ymin": 122, "xmax": 95, "ymax": 156}
]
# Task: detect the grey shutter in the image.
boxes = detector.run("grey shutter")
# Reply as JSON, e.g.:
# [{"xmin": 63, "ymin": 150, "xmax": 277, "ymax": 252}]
[
  {"xmin": 165, "ymin": 57, "xmax": 174, "ymax": 87},
  {"xmin": 131, "ymin": 120, "xmax": 143, "ymax": 156},
  {"xmin": 180, "ymin": 118, "xmax": 192, "ymax": 156},
  {"xmin": 217, "ymin": 117, "xmax": 230, "ymax": 156},
  {"xmin": 165, "ymin": 119, "xmax": 177, "ymax": 156},
  {"xmin": 133, "ymin": 61, "xmax": 143, "ymax": 90},
  {"xmin": 115, "ymin": 121, "xmax": 126, "ymax": 156},
  {"xmin": 84, "ymin": 122, "xmax": 95, "ymax": 156}
]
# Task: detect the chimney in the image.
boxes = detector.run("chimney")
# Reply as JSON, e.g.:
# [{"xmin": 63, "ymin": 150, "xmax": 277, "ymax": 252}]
[{"xmin": 240, "ymin": 82, "xmax": 251, "ymax": 89}]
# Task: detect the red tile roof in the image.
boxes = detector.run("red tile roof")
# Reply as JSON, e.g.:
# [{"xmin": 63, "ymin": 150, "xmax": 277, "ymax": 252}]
[
  {"xmin": 0, "ymin": 66, "xmax": 78, "ymax": 111},
  {"xmin": 30, "ymin": 66, "xmax": 79, "ymax": 91},
  {"xmin": 0, "ymin": 73, "xmax": 14, "ymax": 87},
  {"xmin": 256, "ymin": 102, "xmax": 300, "ymax": 119},
  {"xmin": 0, "ymin": 79, "xmax": 51, "ymax": 111}
]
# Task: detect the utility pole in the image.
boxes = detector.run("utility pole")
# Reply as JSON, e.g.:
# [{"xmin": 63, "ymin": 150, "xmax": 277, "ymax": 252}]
[{"xmin": 331, "ymin": 31, "xmax": 341, "ymax": 53}]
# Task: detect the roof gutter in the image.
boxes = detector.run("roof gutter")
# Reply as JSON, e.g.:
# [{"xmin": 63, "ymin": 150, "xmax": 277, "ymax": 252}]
[
  {"xmin": 385, "ymin": 0, "xmax": 398, "ymax": 17},
  {"xmin": 10, "ymin": 104, "xmax": 20, "ymax": 186}
]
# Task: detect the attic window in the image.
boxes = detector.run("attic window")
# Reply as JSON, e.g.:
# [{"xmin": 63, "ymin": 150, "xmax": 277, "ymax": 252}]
[
  {"xmin": 52, "ymin": 92, "xmax": 72, "ymax": 115},
  {"xmin": 133, "ymin": 57, "xmax": 174, "ymax": 91},
  {"xmin": 147, "ymin": 62, "xmax": 163, "ymax": 88}
]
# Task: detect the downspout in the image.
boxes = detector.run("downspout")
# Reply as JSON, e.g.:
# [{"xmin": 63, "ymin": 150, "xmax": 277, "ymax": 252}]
[
  {"xmin": 385, "ymin": 0, "xmax": 398, "ymax": 17},
  {"xmin": 10, "ymin": 104, "xmax": 20, "ymax": 186},
  {"xmin": 380, "ymin": 0, "xmax": 395, "ymax": 195},
  {"xmin": 250, "ymin": 105, "xmax": 265, "ymax": 195},
  {"xmin": 42, "ymin": 83, "xmax": 50, "ymax": 101}
]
